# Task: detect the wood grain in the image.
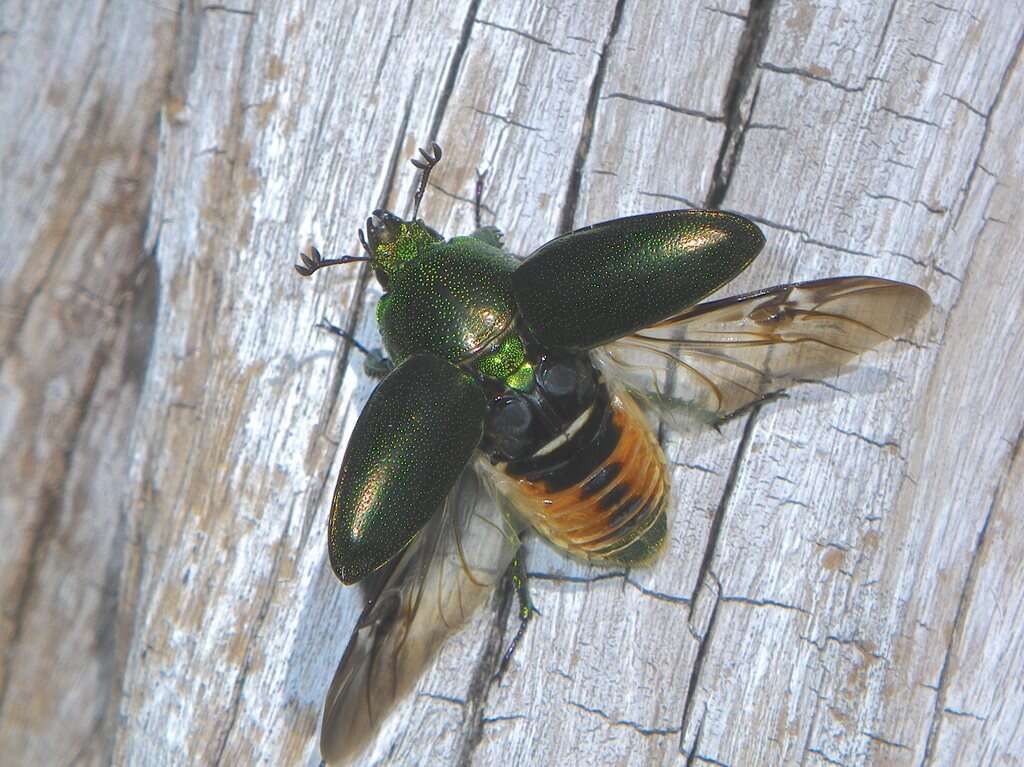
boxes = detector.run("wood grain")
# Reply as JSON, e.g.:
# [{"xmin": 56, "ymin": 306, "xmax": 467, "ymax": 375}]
[{"xmin": 1, "ymin": 1, "xmax": 1021, "ymax": 765}]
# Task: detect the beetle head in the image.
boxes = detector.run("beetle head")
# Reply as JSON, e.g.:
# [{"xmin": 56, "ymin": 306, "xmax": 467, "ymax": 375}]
[
  {"xmin": 360, "ymin": 209, "xmax": 442, "ymax": 288},
  {"xmin": 295, "ymin": 144, "xmax": 445, "ymax": 286}
]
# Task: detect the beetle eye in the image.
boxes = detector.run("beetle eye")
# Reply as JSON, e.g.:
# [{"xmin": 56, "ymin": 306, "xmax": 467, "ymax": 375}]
[{"xmin": 365, "ymin": 210, "xmax": 403, "ymax": 252}]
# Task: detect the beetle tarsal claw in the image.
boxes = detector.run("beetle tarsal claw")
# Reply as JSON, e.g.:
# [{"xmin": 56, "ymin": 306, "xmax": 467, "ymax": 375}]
[
  {"xmin": 411, "ymin": 142, "xmax": 442, "ymax": 171},
  {"xmin": 295, "ymin": 247, "xmax": 321, "ymax": 276}
]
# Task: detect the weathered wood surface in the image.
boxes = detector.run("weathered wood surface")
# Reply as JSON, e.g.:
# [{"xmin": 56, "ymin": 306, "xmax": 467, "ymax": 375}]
[{"xmin": 1, "ymin": 1, "xmax": 1022, "ymax": 765}]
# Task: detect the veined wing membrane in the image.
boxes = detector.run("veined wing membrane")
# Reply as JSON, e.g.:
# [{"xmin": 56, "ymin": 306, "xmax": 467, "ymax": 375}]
[
  {"xmin": 321, "ymin": 459, "xmax": 519, "ymax": 766},
  {"xmin": 599, "ymin": 276, "xmax": 930, "ymax": 421}
]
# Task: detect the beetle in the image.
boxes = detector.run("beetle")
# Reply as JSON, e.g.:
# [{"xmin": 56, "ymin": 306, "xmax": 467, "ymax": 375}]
[{"xmin": 297, "ymin": 143, "xmax": 930, "ymax": 765}]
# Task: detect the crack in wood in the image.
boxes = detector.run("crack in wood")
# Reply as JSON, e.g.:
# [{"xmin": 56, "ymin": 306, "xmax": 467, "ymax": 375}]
[
  {"xmin": 877, "ymin": 104, "xmax": 941, "ymax": 129},
  {"xmin": 918, "ymin": 481, "xmax": 1001, "ymax": 766},
  {"xmin": 759, "ymin": 61, "xmax": 866, "ymax": 93},
  {"xmin": 743, "ymin": 213, "xmax": 888, "ymax": 261},
  {"xmin": 454, "ymin": 577, "xmax": 516, "ymax": 767},
  {"xmin": 526, "ymin": 570, "xmax": 627, "ymax": 584},
  {"xmin": 527, "ymin": 568, "xmax": 691, "ymax": 604},
  {"xmin": 863, "ymin": 729, "xmax": 911, "ymax": 752},
  {"xmin": 557, "ymin": 0, "xmax": 627, "ymax": 235},
  {"xmin": 705, "ymin": 0, "xmax": 775, "ymax": 209},
  {"xmin": 425, "ymin": 0, "xmax": 482, "ymax": 148},
  {"xmin": 806, "ymin": 745, "xmax": 848, "ymax": 766},
  {"xmin": 476, "ymin": 18, "xmax": 572, "ymax": 55},
  {"xmin": 639, "ymin": 190, "xmax": 701, "ymax": 208},
  {"xmin": 952, "ymin": 27, "xmax": 1024, "ymax": 233},
  {"xmin": 201, "ymin": 4, "xmax": 255, "ymax": 16},
  {"xmin": 942, "ymin": 92, "xmax": 985, "ymax": 118},
  {"xmin": 676, "ymin": 401, "xmax": 763, "ymax": 755},
  {"xmin": 0, "ymin": 342, "xmax": 110, "ymax": 717},
  {"xmin": 603, "ymin": 91, "xmax": 724, "ymax": 122},
  {"xmin": 719, "ymin": 594, "xmax": 811, "ymax": 615},
  {"xmin": 874, "ymin": 0, "xmax": 898, "ymax": 65},
  {"xmin": 683, "ymin": 703, "xmax": 707, "ymax": 767},
  {"xmin": 210, "ymin": 499, "xmax": 300, "ymax": 766},
  {"xmin": 481, "ymin": 713, "xmax": 529, "ymax": 725},
  {"xmin": 704, "ymin": 6, "xmax": 747, "ymax": 23},
  {"xmin": 567, "ymin": 699, "xmax": 682, "ymax": 737},
  {"xmin": 830, "ymin": 424, "xmax": 901, "ymax": 455},
  {"xmin": 472, "ymin": 107, "xmax": 540, "ymax": 132},
  {"xmin": 417, "ymin": 690, "xmax": 467, "ymax": 706}
]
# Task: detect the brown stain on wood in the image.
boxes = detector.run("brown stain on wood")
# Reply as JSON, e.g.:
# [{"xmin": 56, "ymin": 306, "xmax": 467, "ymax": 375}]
[
  {"xmin": 784, "ymin": 5, "xmax": 816, "ymax": 36},
  {"xmin": 821, "ymin": 546, "xmax": 845, "ymax": 571},
  {"xmin": 45, "ymin": 82, "xmax": 67, "ymax": 108},
  {"xmin": 256, "ymin": 94, "xmax": 279, "ymax": 130},
  {"xmin": 267, "ymin": 54, "xmax": 285, "ymax": 80},
  {"xmin": 860, "ymin": 530, "xmax": 881, "ymax": 553}
]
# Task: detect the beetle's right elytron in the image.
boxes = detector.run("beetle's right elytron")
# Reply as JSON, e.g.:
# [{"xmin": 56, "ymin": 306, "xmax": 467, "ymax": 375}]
[{"xmin": 297, "ymin": 143, "xmax": 930, "ymax": 765}]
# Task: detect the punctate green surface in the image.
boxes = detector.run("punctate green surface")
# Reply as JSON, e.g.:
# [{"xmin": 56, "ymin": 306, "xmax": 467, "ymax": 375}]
[
  {"xmin": 327, "ymin": 353, "xmax": 486, "ymax": 584},
  {"xmin": 511, "ymin": 210, "xmax": 766, "ymax": 350},
  {"xmin": 377, "ymin": 236, "xmax": 519, "ymax": 365}
]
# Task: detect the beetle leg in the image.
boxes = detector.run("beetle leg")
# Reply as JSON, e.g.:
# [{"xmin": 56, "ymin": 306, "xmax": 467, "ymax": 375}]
[
  {"xmin": 316, "ymin": 317, "xmax": 394, "ymax": 378},
  {"xmin": 713, "ymin": 390, "xmax": 789, "ymax": 433},
  {"xmin": 494, "ymin": 550, "xmax": 539, "ymax": 680}
]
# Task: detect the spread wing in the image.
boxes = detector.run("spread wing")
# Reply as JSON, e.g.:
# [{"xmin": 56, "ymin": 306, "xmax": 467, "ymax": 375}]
[
  {"xmin": 320, "ymin": 459, "xmax": 519, "ymax": 766},
  {"xmin": 596, "ymin": 276, "xmax": 930, "ymax": 426}
]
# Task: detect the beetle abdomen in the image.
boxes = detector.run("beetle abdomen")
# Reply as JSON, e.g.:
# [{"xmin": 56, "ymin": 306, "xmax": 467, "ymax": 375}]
[{"xmin": 495, "ymin": 386, "xmax": 668, "ymax": 566}]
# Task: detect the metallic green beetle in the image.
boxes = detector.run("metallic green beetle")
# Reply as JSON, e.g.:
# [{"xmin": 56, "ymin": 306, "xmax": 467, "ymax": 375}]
[{"xmin": 297, "ymin": 144, "xmax": 930, "ymax": 765}]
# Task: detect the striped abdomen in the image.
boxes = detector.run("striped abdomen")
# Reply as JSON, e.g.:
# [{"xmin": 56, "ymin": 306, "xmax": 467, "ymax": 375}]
[{"xmin": 494, "ymin": 385, "xmax": 669, "ymax": 565}]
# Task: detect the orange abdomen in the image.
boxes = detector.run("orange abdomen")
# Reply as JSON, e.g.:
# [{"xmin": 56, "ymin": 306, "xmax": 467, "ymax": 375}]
[{"xmin": 494, "ymin": 388, "xmax": 669, "ymax": 565}]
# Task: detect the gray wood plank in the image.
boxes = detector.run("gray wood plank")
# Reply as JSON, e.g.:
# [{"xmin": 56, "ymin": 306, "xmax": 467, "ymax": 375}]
[{"xmin": 1, "ymin": 1, "xmax": 1021, "ymax": 765}]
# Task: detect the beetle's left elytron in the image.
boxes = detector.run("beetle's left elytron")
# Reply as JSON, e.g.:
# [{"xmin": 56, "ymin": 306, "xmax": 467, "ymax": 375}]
[{"xmin": 297, "ymin": 144, "xmax": 930, "ymax": 765}]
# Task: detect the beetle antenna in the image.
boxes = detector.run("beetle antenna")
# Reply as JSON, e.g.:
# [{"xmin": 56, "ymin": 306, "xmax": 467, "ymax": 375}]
[
  {"xmin": 294, "ymin": 246, "xmax": 372, "ymax": 277},
  {"xmin": 410, "ymin": 141, "xmax": 442, "ymax": 220}
]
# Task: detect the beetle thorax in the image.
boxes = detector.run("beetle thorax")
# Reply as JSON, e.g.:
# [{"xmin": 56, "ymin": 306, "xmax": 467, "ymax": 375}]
[{"xmin": 375, "ymin": 236, "xmax": 520, "ymax": 368}]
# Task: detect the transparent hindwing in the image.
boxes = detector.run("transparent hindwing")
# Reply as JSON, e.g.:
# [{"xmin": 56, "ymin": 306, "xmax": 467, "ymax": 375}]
[
  {"xmin": 320, "ymin": 459, "xmax": 520, "ymax": 766},
  {"xmin": 596, "ymin": 276, "xmax": 931, "ymax": 429}
]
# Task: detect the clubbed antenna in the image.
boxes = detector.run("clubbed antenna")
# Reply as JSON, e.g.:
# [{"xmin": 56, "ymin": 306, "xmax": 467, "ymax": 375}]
[
  {"xmin": 410, "ymin": 142, "xmax": 443, "ymax": 219},
  {"xmin": 294, "ymin": 246, "xmax": 372, "ymax": 277}
]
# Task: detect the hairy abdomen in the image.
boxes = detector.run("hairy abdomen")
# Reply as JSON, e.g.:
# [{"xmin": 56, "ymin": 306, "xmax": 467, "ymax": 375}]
[{"xmin": 494, "ymin": 387, "xmax": 668, "ymax": 565}]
